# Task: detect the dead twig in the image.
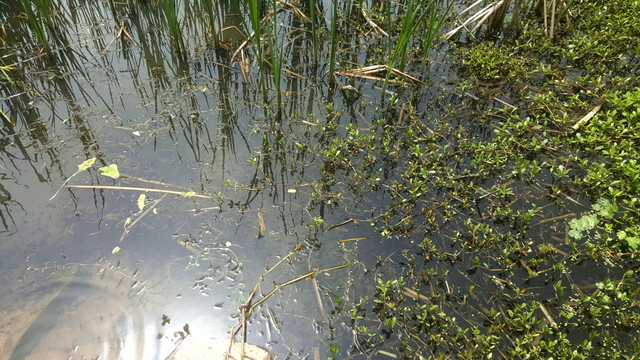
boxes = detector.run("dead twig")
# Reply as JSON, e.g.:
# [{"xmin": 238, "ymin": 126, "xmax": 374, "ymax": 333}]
[
  {"xmin": 361, "ymin": 7, "xmax": 388, "ymax": 37},
  {"xmin": 120, "ymin": 194, "xmax": 167, "ymax": 242},
  {"xmin": 572, "ymin": 104, "xmax": 602, "ymax": 130},
  {"xmin": 336, "ymin": 65, "xmax": 425, "ymax": 85},
  {"xmin": 65, "ymin": 184, "xmax": 214, "ymax": 199}
]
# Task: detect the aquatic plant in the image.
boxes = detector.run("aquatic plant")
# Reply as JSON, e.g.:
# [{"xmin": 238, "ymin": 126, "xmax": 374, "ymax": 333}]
[
  {"xmin": 309, "ymin": 0, "xmax": 317, "ymax": 64},
  {"xmin": 20, "ymin": 0, "xmax": 51, "ymax": 52},
  {"xmin": 267, "ymin": 0, "xmax": 282, "ymax": 111},
  {"xmin": 382, "ymin": 0, "xmax": 443, "ymax": 96},
  {"xmin": 247, "ymin": 0, "xmax": 267, "ymax": 101},
  {"xmin": 158, "ymin": 0, "xmax": 186, "ymax": 54},
  {"xmin": 202, "ymin": 0, "xmax": 219, "ymax": 47},
  {"xmin": 328, "ymin": 0, "xmax": 338, "ymax": 83},
  {"xmin": 420, "ymin": 0, "xmax": 452, "ymax": 71},
  {"xmin": 0, "ymin": 58, "xmax": 13, "ymax": 85}
]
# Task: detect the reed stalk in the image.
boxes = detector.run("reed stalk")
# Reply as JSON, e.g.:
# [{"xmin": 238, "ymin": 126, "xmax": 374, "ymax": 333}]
[
  {"xmin": 309, "ymin": 0, "xmax": 317, "ymax": 64},
  {"xmin": 268, "ymin": 0, "xmax": 282, "ymax": 111},
  {"xmin": 328, "ymin": 0, "xmax": 338, "ymax": 84},
  {"xmin": 20, "ymin": 0, "xmax": 51, "ymax": 52},
  {"xmin": 421, "ymin": 0, "xmax": 451, "ymax": 71},
  {"xmin": 382, "ymin": 0, "xmax": 434, "ymax": 97},
  {"xmin": 202, "ymin": 0, "xmax": 219, "ymax": 47},
  {"xmin": 248, "ymin": 0, "xmax": 267, "ymax": 101},
  {"xmin": 159, "ymin": 0, "xmax": 186, "ymax": 54}
]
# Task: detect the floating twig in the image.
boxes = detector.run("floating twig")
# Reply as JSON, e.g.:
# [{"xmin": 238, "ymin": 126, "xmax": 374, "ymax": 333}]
[
  {"xmin": 120, "ymin": 194, "xmax": 167, "ymax": 242},
  {"xmin": 65, "ymin": 184, "xmax": 214, "ymax": 199},
  {"xmin": 361, "ymin": 7, "xmax": 388, "ymax": 37},
  {"xmin": 572, "ymin": 103, "xmax": 602, "ymax": 130},
  {"xmin": 539, "ymin": 302, "xmax": 559, "ymax": 330},
  {"xmin": 338, "ymin": 237, "xmax": 367, "ymax": 243},
  {"xmin": 336, "ymin": 65, "xmax": 425, "ymax": 85}
]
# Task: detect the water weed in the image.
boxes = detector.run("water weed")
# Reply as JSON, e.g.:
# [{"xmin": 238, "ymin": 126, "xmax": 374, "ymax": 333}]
[
  {"xmin": 328, "ymin": 0, "xmax": 338, "ymax": 83},
  {"xmin": 247, "ymin": 0, "xmax": 267, "ymax": 100},
  {"xmin": 20, "ymin": 0, "xmax": 51, "ymax": 52},
  {"xmin": 159, "ymin": 0, "xmax": 186, "ymax": 54},
  {"xmin": 267, "ymin": 0, "xmax": 282, "ymax": 112}
]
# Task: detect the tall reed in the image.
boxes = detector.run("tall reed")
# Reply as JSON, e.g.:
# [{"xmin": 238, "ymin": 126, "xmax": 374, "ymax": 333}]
[
  {"xmin": 309, "ymin": 0, "xmax": 317, "ymax": 64},
  {"xmin": 328, "ymin": 0, "xmax": 338, "ymax": 84},
  {"xmin": 421, "ymin": 0, "xmax": 451, "ymax": 71},
  {"xmin": 268, "ymin": 0, "xmax": 282, "ymax": 111},
  {"xmin": 0, "ymin": 60, "xmax": 13, "ymax": 85},
  {"xmin": 382, "ymin": 0, "xmax": 429, "ymax": 96},
  {"xmin": 382, "ymin": 0, "xmax": 447, "ymax": 97},
  {"xmin": 248, "ymin": 0, "xmax": 267, "ymax": 101},
  {"xmin": 202, "ymin": 0, "xmax": 219, "ymax": 47},
  {"xmin": 159, "ymin": 0, "xmax": 186, "ymax": 54},
  {"xmin": 20, "ymin": 0, "xmax": 51, "ymax": 52}
]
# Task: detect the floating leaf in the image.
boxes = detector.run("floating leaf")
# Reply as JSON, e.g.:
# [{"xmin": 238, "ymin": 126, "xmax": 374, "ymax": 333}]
[
  {"xmin": 112, "ymin": 246, "xmax": 121, "ymax": 254},
  {"xmin": 181, "ymin": 191, "xmax": 196, "ymax": 197},
  {"xmin": 153, "ymin": 208, "xmax": 158, "ymax": 214},
  {"xmin": 78, "ymin": 158, "xmax": 96, "ymax": 172},
  {"xmin": 137, "ymin": 194, "xmax": 146, "ymax": 211},
  {"xmin": 132, "ymin": 131, "xmax": 141, "ymax": 136},
  {"xmin": 99, "ymin": 164, "xmax": 120, "ymax": 179},
  {"xmin": 287, "ymin": 188, "xmax": 297, "ymax": 193}
]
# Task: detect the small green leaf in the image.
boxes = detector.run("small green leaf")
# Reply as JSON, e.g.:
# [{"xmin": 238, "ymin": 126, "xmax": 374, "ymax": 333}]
[
  {"xmin": 181, "ymin": 191, "xmax": 196, "ymax": 197},
  {"xmin": 112, "ymin": 246, "xmax": 121, "ymax": 254},
  {"xmin": 137, "ymin": 194, "xmax": 146, "ymax": 211},
  {"xmin": 624, "ymin": 270, "xmax": 634, "ymax": 277},
  {"xmin": 329, "ymin": 344, "xmax": 338, "ymax": 355},
  {"xmin": 78, "ymin": 158, "xmax": 96, "ymax": 172},
  {"xmin": 626, "ymin": 236, "xmax": 640, "ymax": 250},
  {"xmin": 99, "ymin": 164, "xmax": 120, "ymax": 179}
]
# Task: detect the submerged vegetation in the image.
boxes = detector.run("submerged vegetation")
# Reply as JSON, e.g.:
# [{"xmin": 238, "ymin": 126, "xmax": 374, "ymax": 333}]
[{"xmin": 1, "ymin": 0, "xmax": 640, "ymax": 358}]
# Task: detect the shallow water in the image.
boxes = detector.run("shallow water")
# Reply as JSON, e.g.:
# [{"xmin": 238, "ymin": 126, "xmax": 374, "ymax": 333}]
[
  {"xmin": 0, "ymin": 1, "xmax": 404, "ymax": 358},
  {"xmin": 1, "ymin": 0, "xmax": 613, "ymax": 358}
]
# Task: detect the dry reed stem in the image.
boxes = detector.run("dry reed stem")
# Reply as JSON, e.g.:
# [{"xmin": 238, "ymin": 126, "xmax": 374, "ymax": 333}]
[
  {"xmin": 337, "ymin": 237, "xmax": 367, "ymax": 243},
  {"xmin": 539, "ymin": 303, "xmax": 559, "ymax": 330},
  {"xmin": 361, "ymin": 7, "xmax": 388, "ymax": 37},
  {"xmin": 550, "ymin": 0, "xmax": 557, "ymax": 39},
  {"xmin": 65, "ymin": 184, "xmax": 214, "ymax": 199},
  {"xmin": 336, "ymin": 65, "xmax": 425, "ymax": 85},
  {"xmin": 120, "ymin": 193, "xmax": 167, "ymax": 242},
  {"xmin": 444, "ymin": 0, "xmax": 504, "ymax": 39},
  {"xmin": 572, "ymin": 103, "xmax": 602, "ymax": 130}
]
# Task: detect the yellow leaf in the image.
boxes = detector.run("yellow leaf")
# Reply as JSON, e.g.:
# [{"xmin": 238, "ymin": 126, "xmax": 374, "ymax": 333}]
[
  {"xmin": 137, "ymin": 194, "xmax": 146, "ymax": 211},
  {"xmin": 99, "ymin": 164, "xmax": 120, "ymax": 179},
  {"xmin": 78, "ymin": 158, "xmax": 96, "ymax": 172},
  {"xmin": 181, "ymin": 191, "xmax": 196, "ymax": 197},
  {"xmin": 112, "ymin": 246, "xmax": 121, "ymax": 254}
]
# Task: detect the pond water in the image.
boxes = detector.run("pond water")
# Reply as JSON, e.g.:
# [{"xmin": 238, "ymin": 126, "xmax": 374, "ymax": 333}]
[
  {"xmin": 0, "ymin": 0, "xmax": 611, "ymax": 359},
  {"xmin": 0, "ymin": 0, "xmax": 418, "ymax": 358}
]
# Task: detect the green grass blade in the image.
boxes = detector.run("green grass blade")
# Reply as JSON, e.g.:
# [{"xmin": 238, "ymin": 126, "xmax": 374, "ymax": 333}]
[
  {"xmin": 20, "ymin": 0, "xmax": 50, "ymax": 52},
  {"xmin": 202, "ymin": 0, "xmax": 219, "ymax": 47},
  {"xmin": 248, "ymin": 0, "xmax": 267, "ymax": 101},
  {"xmin": 159, "ymin": 0, "xmax": 186, "ymax": 54},
  {"xmin": 328, "ymin": 0, "xmax": 338, "ymax": 84},
  {"xmin": 310, "ymin": 0, "xmax": 317, "ymax": 64},
  {"xmin": 269, "ymin": 0, "xmax": 282, "ymax": 111}
]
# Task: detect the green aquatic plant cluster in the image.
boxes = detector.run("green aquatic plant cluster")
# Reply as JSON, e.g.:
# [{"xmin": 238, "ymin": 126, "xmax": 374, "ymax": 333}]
[{"xmin": 305, "ymin": 0, "xmax": 640, "ymax": 357}]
